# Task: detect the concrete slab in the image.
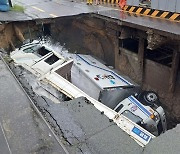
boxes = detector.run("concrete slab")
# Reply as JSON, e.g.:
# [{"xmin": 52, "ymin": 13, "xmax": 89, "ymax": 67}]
[
  {"xmin": 87, "ymin": 125, "xmax": 143, "ymax": 154},
  {"xmin": 57, "ymin": 98, "xmax": 143, "ymax": 154},
  {"xmin": 144, "ymin": 124, "xmax": 180, "ymax": 154},
  {"xmin": 96, "ymin": 10, "xmax": 180, "ymax": 36},
  {"xmin": 0, "ymin": 11, "xmax": 31, "ymax": 21},
  {"xmin": 30, "ymin": 96, "xmax": 144, "ymax": 154}
]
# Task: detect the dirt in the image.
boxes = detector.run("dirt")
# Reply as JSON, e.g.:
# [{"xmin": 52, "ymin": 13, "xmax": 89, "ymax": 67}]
[
  {"xmin": 51, "ymin": 16, "xmax": 115, "ymax": 66},
  {"xmin": 0, "ymin": 21, "xmax": 41, "ymax": 51}
]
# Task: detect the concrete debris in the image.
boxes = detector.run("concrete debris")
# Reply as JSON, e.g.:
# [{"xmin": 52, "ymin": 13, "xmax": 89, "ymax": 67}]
[{"xmin": 147, "ymin": 30, "xmax": 168, "ymax": 50}]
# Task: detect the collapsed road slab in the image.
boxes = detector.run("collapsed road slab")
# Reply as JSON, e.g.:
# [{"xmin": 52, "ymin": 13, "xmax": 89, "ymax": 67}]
[
  {"xmin": 144, "ymin": 124, "xmax": 180, "ymax": 154},
  {"xmin": 46, "ymin": 97, "xmax": 144, "ymax": 153},
  {"xmin": 10, "ymin": 64, "xmax": 143, "ymax": 153}
]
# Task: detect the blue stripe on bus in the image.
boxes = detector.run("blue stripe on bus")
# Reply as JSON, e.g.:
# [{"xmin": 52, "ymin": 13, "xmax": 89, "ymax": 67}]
[
  {"xmin": 76, "ymin": 54, "xmax": 132, "ymax": 85},
  {"xmin": 128, "ymin": 96, "xmax": 151, "ymax": 117}
]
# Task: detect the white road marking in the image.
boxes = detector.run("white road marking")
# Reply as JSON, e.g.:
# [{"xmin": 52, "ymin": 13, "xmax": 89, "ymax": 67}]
[
  {"xmin": 0, "ymin": 122, "xmax": 12, "ymax": 154},
  {"xmin": 49, "ymin": 14, "xmax": 58, "ymax": 18}
]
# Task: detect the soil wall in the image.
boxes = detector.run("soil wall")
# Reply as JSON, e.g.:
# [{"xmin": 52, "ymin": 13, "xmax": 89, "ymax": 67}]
[{"xmin": 51, "ymin": 16, "xmax": 116, "ymax": 67}]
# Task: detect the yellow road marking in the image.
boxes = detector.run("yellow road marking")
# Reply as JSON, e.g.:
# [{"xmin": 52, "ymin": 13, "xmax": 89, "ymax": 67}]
[
  {"xmin": 134, "ymin": 11, "xmax": 180, "ymax": 23},
  {"xmin": 123, "ymin": 6, "xmax": 128, "ymax": 11},
  {"xmin": 120, "ymin": 5, "xmax": 180, "ymax": 23},
  {"xmin": 136, "ymin": 8, "xmax": 143, "ymax": 14},
  {"xmin": 160, "ymin": 12, "xmax": 169, "ymax": 18},
  {"xmin": 49, "ymin": 14, "xmax": 58, "ymax": 18},
  {"xmin": 106, "ymin": 3, "xmax": 180, "ymax": 23},
  {"xmin": 143, "ymin": 9, "xmax": 150, "ymax": 15},
  {"xmin": 31, "ymin": 6, "xmax": 45, "ymax": 12},
  {"xmin": 129, "ymin": 6, "xmax": 136, "ymax": 12},
  {"xmin": 111, "ymin": 0, "xmax": 114, "ymax": 4},
  {"xmin": 151, "ymin": 10, "xmax": 159, "ymax": 16},
  {"xmin": 169, "ymin": 13, "xmax": 180, "ymax": 20},
  {"xmin": 120, "ymin": 7, "xmax": 180, "ymax": 23}
]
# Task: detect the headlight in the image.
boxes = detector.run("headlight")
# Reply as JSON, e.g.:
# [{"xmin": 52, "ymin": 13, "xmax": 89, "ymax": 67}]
[
  {"xmin": 150, "ymin": 114, "xmax": 155, "ymax": 119},
  {"xmin": 150, "ymin": 113, "xmax": 159, "ymax": 122}
]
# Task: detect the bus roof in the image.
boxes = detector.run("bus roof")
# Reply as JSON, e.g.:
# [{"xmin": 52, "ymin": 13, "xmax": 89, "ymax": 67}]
[{"xmin": 72, "ymin": 54, "xmax": 133, "ymax": 89}]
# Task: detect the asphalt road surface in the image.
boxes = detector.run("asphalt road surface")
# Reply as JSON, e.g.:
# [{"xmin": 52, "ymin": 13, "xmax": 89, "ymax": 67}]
[
  {"xmin": 0, "ymin": 56, "xmax": 68, "ymax": 154},
  {"xmin": 0, "ymin": 0, "xmax": 179, "ymax": 37}
]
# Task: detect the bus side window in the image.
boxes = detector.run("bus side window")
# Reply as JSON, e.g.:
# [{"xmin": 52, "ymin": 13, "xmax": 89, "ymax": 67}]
[{"xmin": 115, "ymin": 104, "xmax": 124, "ymax": 112}]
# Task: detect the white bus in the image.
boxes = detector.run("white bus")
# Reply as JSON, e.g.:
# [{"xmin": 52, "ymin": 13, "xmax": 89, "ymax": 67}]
[
  {"xmin": 10, "ymin": 40, "xmax": 167, "ymax": 136},
  {"xmin": 69, "ymin": 54, "xmax": 167, "ymax": 136}
]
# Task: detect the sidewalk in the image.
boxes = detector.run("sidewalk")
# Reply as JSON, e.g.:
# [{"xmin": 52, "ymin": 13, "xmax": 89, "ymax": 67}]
[{"xmin": 0, "ymin": 57, "xmax": 67, "ymax": 154}]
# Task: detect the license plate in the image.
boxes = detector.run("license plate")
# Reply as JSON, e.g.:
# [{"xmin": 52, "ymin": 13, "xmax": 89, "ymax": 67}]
[{"xmin": 132, "ymin": 126, "xmax": 151, "ymax": 142}]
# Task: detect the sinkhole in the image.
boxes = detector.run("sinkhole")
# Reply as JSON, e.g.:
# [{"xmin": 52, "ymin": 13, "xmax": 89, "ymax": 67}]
[{"xmin": 0, "ymin": 15, "xmax": 180, "ymax": 134}]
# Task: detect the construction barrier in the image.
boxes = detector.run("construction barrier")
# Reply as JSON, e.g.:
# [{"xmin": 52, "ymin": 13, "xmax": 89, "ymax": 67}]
[
  {"xmin": 123, "ymin": 5, "xmax": 180, "ymax": 22},
  {"xmin": 84, "ymin": 0, "xmax": 120, "ymax": 5},
  {"xmin": 83, "ymin": 0, "xmax": 180, "ymax": 22}
]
